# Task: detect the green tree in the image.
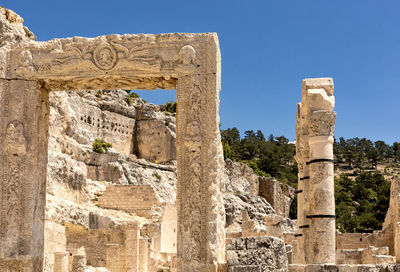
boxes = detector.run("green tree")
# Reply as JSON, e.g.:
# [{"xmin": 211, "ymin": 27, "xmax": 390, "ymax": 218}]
[
  {"xmin": 335, "ymin": 172, "xmax": 390, "ymax": 233},
  {"xmin": 392, "ymin": 142, "xmax": 400, "ymax": 162},
  {"xmin": 92, "ymin": 139, "xmax": 113, "ymax": 153},
  {"xmin": 222, "ymin": 141, "xmax": 232, "ymax": 160},
  {"xmin": 164, "ymin": 100, "xmax": 177, "ymax": 113}
]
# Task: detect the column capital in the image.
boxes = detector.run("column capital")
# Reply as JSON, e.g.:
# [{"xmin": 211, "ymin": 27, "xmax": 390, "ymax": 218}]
[{"xmin": 308, "ymin": 111, "xmax": 336, "ymax": 137}]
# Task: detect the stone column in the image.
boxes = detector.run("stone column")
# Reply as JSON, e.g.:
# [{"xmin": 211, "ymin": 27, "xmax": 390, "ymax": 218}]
[
  {"xmin": 394, "ymin": 222, "xmax": 400, "ymax": 263},
  {"xmin": 175, "ymin": 35, "xmax": 226, "ymax": 272},
  {"xmin": 295, "ymin": 101, "xmax": 312, "ymax": 265},
  {"xmin": 0, "ymin": 79, "xmax": 49, "ymax": 271},
  {"xmin": 125, "ymin": 223, "xmax": 139, "ymax": 272},
  {"xmin": 138, "ymin": 238, "xmax": 149, "ymax": 272},
  {"xmin": 304, "ymin": 78, "xmax": 336, "ymax": 265},
  {"xmin": 54, "ymin": 251, "xmax": 69, "ymax": 272}
]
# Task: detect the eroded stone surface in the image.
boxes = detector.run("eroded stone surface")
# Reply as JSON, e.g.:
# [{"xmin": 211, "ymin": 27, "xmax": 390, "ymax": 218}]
[{"xmin": 227, "ymin": 236, "xmax": 288, "ymax": 272}]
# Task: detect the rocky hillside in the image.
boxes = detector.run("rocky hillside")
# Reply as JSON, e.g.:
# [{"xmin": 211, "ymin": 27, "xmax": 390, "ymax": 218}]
[{"xmin": 46, "ymin": 89, "xmax": 294, "ymax": 231}]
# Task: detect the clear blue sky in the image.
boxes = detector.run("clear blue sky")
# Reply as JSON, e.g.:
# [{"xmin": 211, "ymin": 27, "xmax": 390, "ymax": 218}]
[{"xmin": 4, "ymin": 0, "xmax": 400, "ymax": 144}]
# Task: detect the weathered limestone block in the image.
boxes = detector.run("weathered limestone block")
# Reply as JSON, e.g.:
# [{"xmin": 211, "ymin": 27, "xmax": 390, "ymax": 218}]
[
  {"xmin": 136, "ymin": 118, "xmax": 176, "ymax": 162},
  {"xmin": 306, "ymin": 89, "xmax": 335, "ymax": 113},
  {"xmin": 289, "ymin": 264, "xmax": 306, "ymax": 272},
  {"xmin": 86, "ymin": 268, "xmax": 110, "ymax": 272},
  {"xmin": 97, "ymin": 185, "xmax": 162, "ymax": 218},
  {"xmin": 71, "ymin": 255, "xmax": 86, "ymax": 272},
  {"xmin": 259, "ymin": 176, "xmax": 295, "ymax": 217},
  {"xmin": 139, "ymin": 238, "xmax": 149, "ymax": 272},
  {"xmin": 105, "ymin": 244, "xmax": 125, "ymax": 272},
  {"xmin": 44, "ymin": 221, "xmax": 67, "ymax": 271},
  {"xmin": 306, "ymin": 264, "xmax": 337, "ymax": 272},
  {"xmin": 265, "ymin": 214, "xmax": 285, "ymax": 238},
  {"xmin": 160, "ymin": 204, "xmax": 177, "ymax": 253},
  {"xmin": 225, "ymin": 159, "xmax": 259, "ymax": 196},
  {"xmin": 337, "ymin": 264, "xmax": 359, "ymax": 272},
  {"xmin": 227, "ymin": 236, "xmax": 288, "ymax": 272},
  {"xmin": 354, "ymin": 266, "xmax": 379, "ymax": 272},
  {"xmin": 54, "ymin": 251, "xmax": 69, "ymax": 272},
  {"xmin": 125, "ymin": 224, "xmax": 140, "ymax": 272},
  {"xmin": 395, "ymin": 222, "xmax": 400, "ymax": 263}
]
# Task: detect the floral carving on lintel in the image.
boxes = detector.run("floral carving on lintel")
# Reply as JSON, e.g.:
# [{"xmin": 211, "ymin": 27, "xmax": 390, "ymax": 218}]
[{"xmin": 92, "ymin": 43, "xmax": 118, "ymax": 70}]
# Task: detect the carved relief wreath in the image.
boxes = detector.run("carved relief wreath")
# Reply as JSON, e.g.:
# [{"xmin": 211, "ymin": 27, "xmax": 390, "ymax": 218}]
[{"xmin": 92, "ymin": 43, "xmax": 118, "ymax": 70}]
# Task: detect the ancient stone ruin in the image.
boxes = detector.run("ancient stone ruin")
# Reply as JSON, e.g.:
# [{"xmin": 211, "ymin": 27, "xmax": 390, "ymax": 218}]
[
  {"xmin": 2, "ymin": 6, "xmax": 400, "ymax": 272},
  {"xmin": 0, "ymin": 7, "xmax": 225, "ymax": 272},
  {"xmin": 292, "ymin": 78, "xmax": 337, "ymax": 270}
]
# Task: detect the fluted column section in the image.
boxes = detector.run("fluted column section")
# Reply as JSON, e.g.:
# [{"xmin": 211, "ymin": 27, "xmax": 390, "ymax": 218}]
[
  {"xmin": 305, "ymin": 78, "xmax": 336, "ymax": 265},
  {"xmin": 295, "ymin": 102, "xmax": 310, "ymax": 264},
  {"xmin": 295, "ymin": 78, "xmax": 336, "ymax": 266}
]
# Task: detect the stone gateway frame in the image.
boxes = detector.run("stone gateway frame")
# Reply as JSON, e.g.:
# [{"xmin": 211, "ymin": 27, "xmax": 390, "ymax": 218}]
[{"xmin": 0, "ymin": 33, "xmax": 226, "ymax": 271}]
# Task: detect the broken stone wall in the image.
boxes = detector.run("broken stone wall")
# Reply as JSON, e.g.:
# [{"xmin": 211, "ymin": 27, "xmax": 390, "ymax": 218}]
[
  {"xmin": 55, "ymin": 91, "xmax": 135, "ymax": 156},
  {"xmin": 382, "ymin": 178, "xmax": 400, "ymax": 262},
  {"xmin": 78, "ymin": 105, "xmax": 135, "ymax": 155},
  {"xmin": 64, "ymin": 222, "xmax": 147, "ymax": 272},
  {"xmin": 50, "ymin": 90, "xmax": 177, "ymax": 163},
  {"xmin": 44, "ymin": 221, "xmax": 67, "ymax": 272},
  {"xmin": 66, "ymin": 224, "xmax": 117, "ymax": 268},
  {"xmin": 227, "ymin": 236, "xmax": 288, "ymax": 272},
  {"xmin": 105, "ymin": 244, "xmax": 126, "ymax": 272},
  {"xmin": 336, "ymin": 232, "xmax": 390, "ymax": 251},
  {"xmin": 259, "ymin": 177, "xmax": 295, "ymax": 217},
  {"xmin": 335, "ymin": 230, "xmax": 395, "ymax": 265},
  {"xmin": 336, "ymin": 246, "xmax": 395, "ymax": 265},
  {"xmin": 135, "ymin": 109, "xmax": 176, "ymax": 163},
  {"xmin": 160, "ymin": 204, "xmax": 177, "ymax": 253},
  {"xmin": 97, "ymin": 185, "xmax": 162, "ymax": 219}
]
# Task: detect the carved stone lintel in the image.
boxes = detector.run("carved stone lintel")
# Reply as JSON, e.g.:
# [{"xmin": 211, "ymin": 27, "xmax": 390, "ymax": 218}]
[{"xmin": 8, "ymin": 34, "xmax": 221, "ymax": 91}]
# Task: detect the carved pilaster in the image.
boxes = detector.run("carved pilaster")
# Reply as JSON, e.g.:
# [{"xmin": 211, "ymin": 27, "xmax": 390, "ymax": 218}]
[
  {"xmin": 176, "ymin": 34, "xmax": 225, "ymax": 272},
  {"xmin": 0, "ymin": 79, "xmax": 49, "ymax": 271}
]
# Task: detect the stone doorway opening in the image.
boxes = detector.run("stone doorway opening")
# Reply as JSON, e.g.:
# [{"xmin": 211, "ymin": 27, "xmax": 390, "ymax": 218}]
[{"xmin": 0, "ymin": 32, "xmax": 226, "ymax": 272}]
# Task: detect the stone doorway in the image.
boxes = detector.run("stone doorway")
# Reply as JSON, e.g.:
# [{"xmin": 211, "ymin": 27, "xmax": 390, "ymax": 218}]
[{"xmin": 0, "ymin": 33, "xmax": 226, "ymax": 271}]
